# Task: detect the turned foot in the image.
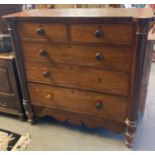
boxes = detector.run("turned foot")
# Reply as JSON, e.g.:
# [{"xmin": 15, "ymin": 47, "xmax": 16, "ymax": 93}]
[
  {"xmin": 23, "ymin": 99, "xmax": 35, "ymax": 124},
  {"xmin": 27, "ymin": 111, "xmax": 36, "ymax": 125},
  {"xmin": 125, "ymin": 118, "xmax": 137, "ymax": 148}
]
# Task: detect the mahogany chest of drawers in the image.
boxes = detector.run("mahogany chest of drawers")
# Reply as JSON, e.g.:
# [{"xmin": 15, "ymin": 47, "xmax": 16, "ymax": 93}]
[{"xmin": 4, "ymin": 8, "xmax": 154, "ymax": 148}]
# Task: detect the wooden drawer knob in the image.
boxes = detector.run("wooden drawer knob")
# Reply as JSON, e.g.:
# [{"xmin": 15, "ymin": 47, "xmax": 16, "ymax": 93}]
[
  {"xmin": 39, "ymin": 49, "xmax": 48, "ymax": 57},
  {"xmin": 36, "ymin": 27, "xmax": 45, "ymax": 35},
  {"xmin": 96, "ymin": 102, "xmax": 103, "ymax": 110},
  {"xmin": 95, "ymin": 53, "xmax": 104, "ymax": 61},
  {"xmin": 42, "ymin": 71, "xmax": 49, "ymax": 78},
  {"xmin": 95, "ymin": 30, "xmax": 104, "ymax": 38}
]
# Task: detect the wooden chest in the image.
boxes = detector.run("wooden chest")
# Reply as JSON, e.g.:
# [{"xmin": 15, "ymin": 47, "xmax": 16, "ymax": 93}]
[
  {"xmin": 4, "ymin": 8, "xmax": 154, "ymax": 148},
  {"xmin": 0, "ymin": 53, "xmax": 24, "ymax": 119}
]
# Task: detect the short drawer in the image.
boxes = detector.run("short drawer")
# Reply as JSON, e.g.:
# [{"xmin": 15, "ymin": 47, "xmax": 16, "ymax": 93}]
[
  {"xmin": 28, "ymin": 83, "xmax": 127, "ymax": 122},
  {"xmin": 25, "ymin": 61, "xmax": 129, "ymax": 96},
  {"xmin": 22, "ymin": 41, "xmax": 131, "ymax": 72},
  {"xmin": 17, "ymin": 22, "xmax": 67, "ymax": 41},
  {"xmin": 71, "ymin": 24, "xmax": 133, "ymax": 44}
]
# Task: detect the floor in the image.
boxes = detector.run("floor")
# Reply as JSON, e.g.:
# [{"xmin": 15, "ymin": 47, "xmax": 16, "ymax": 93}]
[{"xmin": 0, "ymin": 64, "xmax": 155, "ymax": 151}]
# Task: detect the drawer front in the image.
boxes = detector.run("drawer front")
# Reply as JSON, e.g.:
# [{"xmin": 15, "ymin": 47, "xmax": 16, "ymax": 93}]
[
  {"xmin": 28, "ymin": 83, "xmax": 127, "ymax": 122},
  {"xmin": 25, "ymin": 62, "xmax": 129, "ymax": 96},
  {"xmin": 0, "ymin": 96, "xmax": 17, "ymax": 110},
  {"xmin": 0, "ymin": 67, "xmax": 12, "ymax": 93},
  {"xmin": 71, "ymin": 24, "xmax": 133, "ymax": 44},
  {"xmin": 17, "ymin": 22, "xmax": 67, "ymax": 41},
  {"xmin": 22, "ymin": 42, "xmax": 131, "ymax": 72},
  {"xmin": 0, "ymin": 58, "xmax": 20, "ymax": 111}
]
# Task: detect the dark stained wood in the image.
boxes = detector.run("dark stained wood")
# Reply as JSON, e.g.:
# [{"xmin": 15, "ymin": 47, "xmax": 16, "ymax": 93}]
[
  {"xmin": 0, "ymin": 67, "xmax": 12, "ymax": 93},
  {"xmin": 125, "ymin": 19, "xmax": 151, "ymax": 148},
  {"xmin": 139, "ymin": 26, "xmax": 155, "ymax": 113},
  {"xmin": 0, "ymin": 106, "xmax": 18, "ymax": 115},
  {"xmin": 3, "ymin": 8, "xmax": 154, "ymax": 148},
  {"xmin": 0, "ymin": 95, "xmax": 17, "ymax": 110},
  {"xmin": 139, "ymin": 40, "xmax": 153, "ymax": 113},
  {"xmin": 25, "ymin": 61, "xmax": 129, "ymax": 96},
  {"xmin": 28, "ymin": 82, "xmax": 127, "ymax": 122},
  {"xmin": 0, "ymin": 4, "xmax": 22, "ymax": 33},
  {"xmin": 6, "ymin": 18, "xmax": 35, "ymax": 123},
  {"xmin": 0, "ymin": 54, "xmax": 24, "ymax": 118}
]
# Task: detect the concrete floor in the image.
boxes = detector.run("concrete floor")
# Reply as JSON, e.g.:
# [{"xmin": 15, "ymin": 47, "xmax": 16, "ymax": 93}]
[{"xmin": 0, "ymin": 64, "xmax": 155, "ymax": 151}]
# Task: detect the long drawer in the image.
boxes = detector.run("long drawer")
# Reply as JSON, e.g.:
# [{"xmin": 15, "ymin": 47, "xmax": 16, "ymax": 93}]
[
  {"xmin": 22, "ymin": 41, "xmax": 131, "ymax": 72},
  {"xmin": 17, "ymin": 22, "xmax": 67, "ymax": 41},
  {"xmin": 71, "ymin": 24, "xmax": 133, "ymax": 44},
  {"xmin": 25, "ymin": 61, "xmax": 129, "ymax": 96},
  {"xmin": 28, "ymin": 82, "xmax": 127, "ymax": 122}
]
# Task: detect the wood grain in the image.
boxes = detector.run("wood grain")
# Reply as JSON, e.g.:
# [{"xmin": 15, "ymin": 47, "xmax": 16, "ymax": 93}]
[
  {"xmin": 28, "ymin": 82, "xmax": 127, "ymax": 122},
  {"xmin": 3, "ymin": 8, "xmax": 154, "ymax": 19},
  {"xmin": 71, "ymin": 24, "xmax": 133, "ymax": 44},
  {"xmin": 25, "ymin": 61, "xmax": 129, "ymax": 96},
  {"xmin": 21, "ymin": 41, "xmax": 131, "ymax": 72},
  {"xmin": 33, "ymin": 104, "xmax": 126, "ymax": 133},
  {"xmin": 17, "ymin": 22, "xmax": 67, "ymax": 41},
  {"xmin": 4, "ymin": 8, "xmax": 154, "ymax": 147},
  {"xmin": 0, "ymin": 54, "xmax": 24, "ymax": 117},
  {"xmin": 0, "ymin": 67, "xmax": 12, "ymax": 93}
]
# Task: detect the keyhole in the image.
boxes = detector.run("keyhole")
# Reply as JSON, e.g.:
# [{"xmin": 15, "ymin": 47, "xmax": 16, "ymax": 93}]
[{"xmin": 97, "ymin": 78, "xmax": 102, "ymax": 83}]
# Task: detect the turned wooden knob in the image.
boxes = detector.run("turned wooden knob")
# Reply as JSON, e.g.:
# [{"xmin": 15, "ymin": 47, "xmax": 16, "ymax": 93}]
[
  {"xmin": 95, "ymin": 30, "xmax": 104, "ymax": 38},
  {"xmin": 96, "ymin": 102, "xmax": 103, "ymax": 110},
  {"xmin": 42, "ymin": 71, "xmax": 49, "ymax": 78},
  {"xmin": 95, "ymin": 53, "xmax": 104, "ymax": 61},
  {"xmin": 36, "ymin": 27, "xmax": 45, "ymax": 35},
  {"xmin": 39, "ymin": 49, "xmax": 48, "ymax": 57}
]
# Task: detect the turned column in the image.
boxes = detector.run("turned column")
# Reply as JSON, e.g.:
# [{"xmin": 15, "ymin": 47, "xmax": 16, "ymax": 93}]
[
  {"xmin": 125, "ymin": 19, "xmax": 151, "ymax": 148},
  {"xmin": 7, "ymin": 17, "xmax": 35, "ymax": 124}
]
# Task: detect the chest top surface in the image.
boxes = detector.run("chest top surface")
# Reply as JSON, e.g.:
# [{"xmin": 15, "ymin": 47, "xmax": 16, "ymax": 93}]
[{"xmin": 3, "ymin": 8, "xmax": 154, "ymax": 20}]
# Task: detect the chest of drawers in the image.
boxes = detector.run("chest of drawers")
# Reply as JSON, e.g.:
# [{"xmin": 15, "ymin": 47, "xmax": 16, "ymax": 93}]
[{"xmin": 4, "ymin": 8, "xmax": 154, "ymax": 148}]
